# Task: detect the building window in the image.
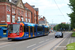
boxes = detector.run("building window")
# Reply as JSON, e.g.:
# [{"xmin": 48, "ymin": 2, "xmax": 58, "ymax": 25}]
[
  {"xmin": 12, "ymin": 15, "xmax": 15, "ymax": 23},
  {"xmin": 12, "ymin": 8, "xmax": 15, "ymax": 13},
  {"xmin": 7, "ymin": 6, "xmax": 10, "ymax": 11},
  {"xmin": 18, "ymin": 17, "xmax": 20, "ymax": 21},
  {"xmin": 7, "ymin": 14, "xmax": 10, "ymax": 22},
  {"xmin": 28, "ymin": 19, "xmax": 30, "ymax": 22},
  {"xmin": 8, "ymin": 0, "xmax": 12, "ymax": 2},
  {"xmin": 21, "ymin": 11, "xmax": 23, "ymax": 15},
  {"xmin": 21, "ymin": 17, "xmax": 23, "ymax": 21},
  {"xmin": 34, "ymin": 14, "xmax": 36, "ymax": 17},
  {"xmin": 28, "ymin": 12, "xmax": 30, "ymax": 17},
  {"xmin": 18, "ymin": 10, "xmax": 20, "ymax": 15},
  {"xmin": 26, "ymin": 18, "xmax": 27, "ymax": 22},
  {"xmin": 25, "ymin": 11, "xmax": 27, "ymax": 17}
]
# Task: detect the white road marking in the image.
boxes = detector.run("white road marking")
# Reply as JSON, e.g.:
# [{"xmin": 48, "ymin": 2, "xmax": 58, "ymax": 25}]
[
  {"xmin": 39, "ymin": 41, "xmax": 44, "ymax": 43},
  {"xmin": 0, "ymin": 39, "xmax": 32, "ymax": 48},
  {"xmin": 15, "ymin": 40, "xmax": 31, "ymax": 44},
  {"xmin": 32, "ymin": 39, "xmax": 56, "ymax": 50},
  {"xmin": 27, "ymin": 44, "xmax": 36, "ymax": 48},
  {"xmin": 0, "ymin": 42, "xmax": 12, "ymax": 46},
  {"xmin": 0, "ymin": 44, "xmax": 11, "ymax": 48},
  {"xmin": 67, "ymin": 37, "xmax": 71, "ymax": 44}
]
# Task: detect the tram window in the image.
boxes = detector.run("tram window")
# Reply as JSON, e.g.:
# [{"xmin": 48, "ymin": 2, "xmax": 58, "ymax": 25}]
[
  {"xmin": 34, "ymin": 27, "xmax": 36, "ymax": 32},
  {"xmin": 26, "ymin": 26, "xmax": 28, "ymax": 32},
  {"xmin": 24, "ymin": 26, "xmax": 25, "ymax": 32},
  {"xmin": 24, "ymin": 26, "xmax": 28, "ymax": 32},
  {"xmin": 41, "ymin": 27, "xmax": 43, "ymax": 31},
  {"xmin": 45, "ymin": 28, "xmax": 47, "ymax": 32},
  {"xmin": 30, "ymin": 27, "xmax": 33, "ymax": 32},
  {"xmin": 45, "ymin": 28, "xmax": 49, "ymax": 32},
  {"xmin": 45, "ymin": 28, "xmax": 46, "ymax": 32},
  {"xmin": 37, "ymin": 26, "xmax": 43, "ymax": 32},
  {"xmin": 47, "ymin": 28, "xmax": 48, "ymax": 32},
  {"xmin": 47, "ymin": 28, "xmax": 49, "ymax": 32}
]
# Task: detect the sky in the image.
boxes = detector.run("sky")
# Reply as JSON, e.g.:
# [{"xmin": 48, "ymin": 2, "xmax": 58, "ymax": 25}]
[{"xmin": 22, "ymin": 0, "xmax": 72, "ymax": 24}]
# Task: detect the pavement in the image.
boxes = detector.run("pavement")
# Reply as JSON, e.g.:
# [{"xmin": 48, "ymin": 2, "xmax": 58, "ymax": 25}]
[{"xmin": 0, "ymin": 31, "xmax": 73, "ymax": 50}]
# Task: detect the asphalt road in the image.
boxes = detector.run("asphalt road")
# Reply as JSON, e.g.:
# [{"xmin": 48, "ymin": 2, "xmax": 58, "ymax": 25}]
[{"xmin": 0, "ymin": 31, "xmax": 73, "ymax": 50}]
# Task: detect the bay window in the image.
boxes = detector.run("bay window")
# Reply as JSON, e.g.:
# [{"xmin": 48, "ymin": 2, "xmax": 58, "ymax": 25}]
[
  {"xmin": 7, "ymin": 14, "xmax": 10, "ymax": 22},
  {"xmin": 18, "ymin": 17, "xmax": 20, "ymax": 21},
  {"xmin": 12, "ymin": 15, "xmax": 15, "ymax": 23}
]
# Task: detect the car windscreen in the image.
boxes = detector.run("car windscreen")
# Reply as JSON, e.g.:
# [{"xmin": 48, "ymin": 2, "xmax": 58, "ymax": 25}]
[{"xmin": 55, "ymin": 32, "xmax": 62, "ymax": 35}]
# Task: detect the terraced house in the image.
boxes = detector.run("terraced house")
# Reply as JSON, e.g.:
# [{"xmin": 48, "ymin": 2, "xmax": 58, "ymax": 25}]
[{"xmin": 0, "ymin": 0, "xmax": 39, "ymax": 38}]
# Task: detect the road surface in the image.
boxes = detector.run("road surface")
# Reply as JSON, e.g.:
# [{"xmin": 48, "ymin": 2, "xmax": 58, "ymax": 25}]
[{"xmin": 0, "ymin": 31, "xmax": 73, "ymax": 50}]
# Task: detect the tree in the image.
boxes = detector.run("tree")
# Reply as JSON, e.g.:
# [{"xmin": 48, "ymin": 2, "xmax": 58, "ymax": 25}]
[
  {"xmin": 53, "ymin": 23, "xmax": 70, "ymax": 31},
  {"xmin": 68, "ymin": 0, "xmax": 75, "ymax": 28}
]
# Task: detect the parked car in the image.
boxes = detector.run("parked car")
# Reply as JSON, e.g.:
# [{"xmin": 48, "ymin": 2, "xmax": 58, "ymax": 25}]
[{"xmin": 55, "ymin": 32, "xmax": 63, "ymax": 38}]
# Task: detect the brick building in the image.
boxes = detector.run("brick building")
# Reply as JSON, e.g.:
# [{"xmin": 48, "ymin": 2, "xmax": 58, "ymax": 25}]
[
  {"xmin": 39, "ymin": 16, "xmax": 49, "ymax": 27},
  {"xmin": 0, "ymin": 0, "xmax": 39, "ymax": 24},
  {"xmin": 24, "ymin": 3, "xmax": 39, "ymax": 24},
  {"xmin": 0, "ymin": 0, "xmax": 39, "ymax": 38}
]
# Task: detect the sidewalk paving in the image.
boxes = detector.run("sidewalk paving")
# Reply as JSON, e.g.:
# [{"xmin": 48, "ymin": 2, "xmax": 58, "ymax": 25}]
[{"xmin": 0, "ymin": 37, "xmax": 8, "ymax": 42}]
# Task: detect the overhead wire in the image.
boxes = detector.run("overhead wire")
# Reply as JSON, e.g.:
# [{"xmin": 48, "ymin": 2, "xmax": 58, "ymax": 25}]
[{"xmin": 53, "ymin": 0, "xmax": 68, "ymax": 21}]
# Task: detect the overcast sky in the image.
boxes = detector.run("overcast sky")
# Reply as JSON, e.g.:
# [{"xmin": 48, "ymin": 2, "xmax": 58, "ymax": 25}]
[{"xmin": 22, "ymin": 0, "xmax": 72, "ymax": 24}]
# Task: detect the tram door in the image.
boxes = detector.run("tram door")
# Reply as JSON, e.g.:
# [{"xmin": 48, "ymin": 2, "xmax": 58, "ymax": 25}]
[
  {"xmin": 33, "ymin": 27, "xmax": 35, "ymax": 37},
  {"xmin": 29, "ymin": 26, "xmax": 31, "ymax": 37},
  {"xmin": 30, "ymin": 26, "xmax": 34, "ymax": 37}
]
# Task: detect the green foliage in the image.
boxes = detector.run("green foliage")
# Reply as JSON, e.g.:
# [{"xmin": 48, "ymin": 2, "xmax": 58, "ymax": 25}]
[
  {"xmin": 66, "ymin": 42, "xmax": 75, "ymax": 50},
  {"xmin": 54, "ymin": 23, "xmax": 70, "ymax": 31},
  {"xmin": 68, "ymin": 0, "xmax": 75, "ymax": 28},
  {"xmin": 72, "ymin": 32, "xmax": 75, "ymax": 37}
]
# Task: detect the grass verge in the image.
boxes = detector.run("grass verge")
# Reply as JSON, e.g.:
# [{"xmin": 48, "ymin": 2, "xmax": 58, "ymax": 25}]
[
  {"xmin": 72, "ymin": 32, "xmax": 75, "ymax": 37},
  {"xmin": 66, "ymin": 42, "xmax": 75, "ymax": 50}
]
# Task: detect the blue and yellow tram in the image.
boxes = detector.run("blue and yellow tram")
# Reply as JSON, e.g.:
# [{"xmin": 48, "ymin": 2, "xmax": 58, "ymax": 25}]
[{"xmin": 8, "ymin": 22, "xmax": 49, "ymax": 40}]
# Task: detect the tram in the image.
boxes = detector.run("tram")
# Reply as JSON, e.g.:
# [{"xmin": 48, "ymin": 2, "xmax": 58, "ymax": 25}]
[{"xmin": 8, "ymin": 22, "xmax": 49, "ymax": 40}]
